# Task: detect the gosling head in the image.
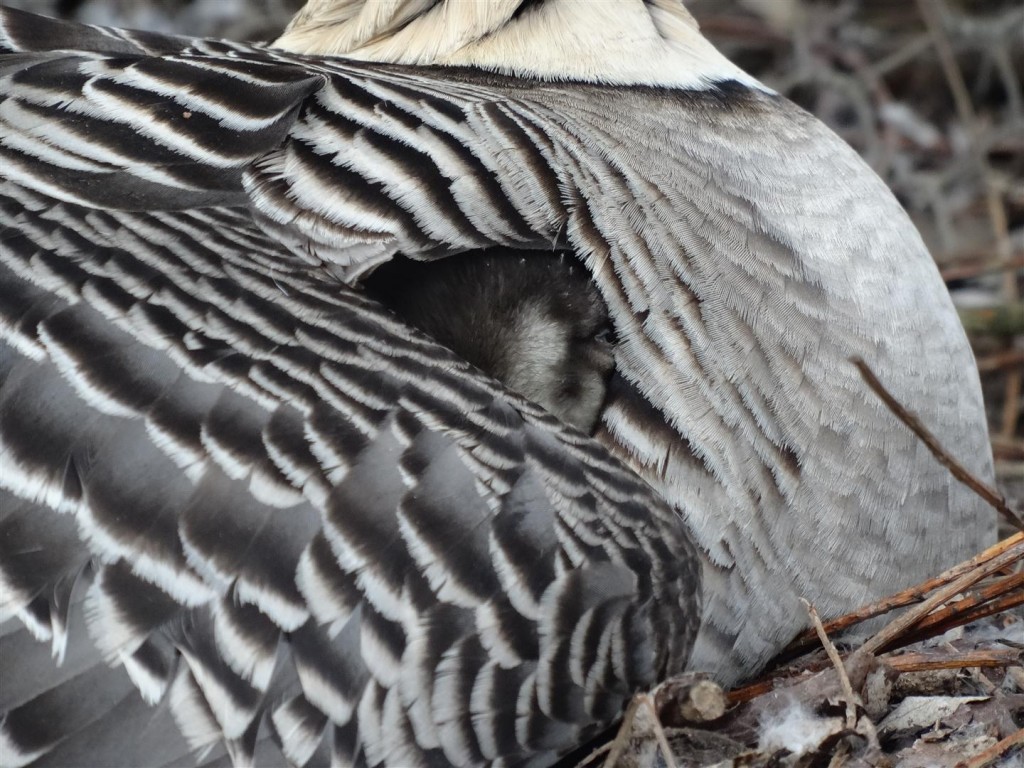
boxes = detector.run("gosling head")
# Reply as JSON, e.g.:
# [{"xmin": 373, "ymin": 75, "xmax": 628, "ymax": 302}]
[{"xmin": 364, "ymin": 249, "xmax": 615, "ymax": 433}]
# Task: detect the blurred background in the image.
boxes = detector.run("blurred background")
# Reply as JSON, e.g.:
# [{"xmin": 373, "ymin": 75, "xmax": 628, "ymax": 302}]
[{"xmin": 8, "ymin": 0, "xmax": 1023, "ymax": 511}]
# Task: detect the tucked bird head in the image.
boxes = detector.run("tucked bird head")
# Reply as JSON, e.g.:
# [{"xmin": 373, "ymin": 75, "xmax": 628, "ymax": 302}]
[{"xmin": 364, "ymin": 249, "xmax": 615, "ymax": 433}]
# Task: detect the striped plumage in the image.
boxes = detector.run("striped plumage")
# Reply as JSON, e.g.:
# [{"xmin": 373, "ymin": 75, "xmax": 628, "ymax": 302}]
[{"xmin": 0, "ymin": 2, "xmax": 995, "ymax": 767}]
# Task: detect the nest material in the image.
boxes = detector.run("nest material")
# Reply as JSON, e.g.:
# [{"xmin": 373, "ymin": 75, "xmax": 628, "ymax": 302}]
[{"xmin": 577, "ymin": 534, "xmax": 1024, "ymax": 768}]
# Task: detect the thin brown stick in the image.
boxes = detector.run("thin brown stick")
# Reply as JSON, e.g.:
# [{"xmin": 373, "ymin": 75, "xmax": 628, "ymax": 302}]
[
  {"xmin": 957, "ymin": 304, "xmax": 1024, "ymax": 337},
  {"xmin": 879, "ymin": 570, "xmax": 1024, "ymax": 645},
  {"xmin": 727, "ymin": 677, "xmax": 795, "ymax": 706},
  {"xmin": 915, "ymin": 0, "xmax": 1014, "ymax": 271},
  {"xmin": 827, "ymin": 742, "xmax": 852, "ymax": 768},
  {"xmin": 939, "ymin": 253, "xmax": 1024, "ymax": 282},
  {"xmin": 866, "ymin": 31, "xmax": 934, "ymax": 78},
  {"xmin": 915, "ymin": 1, "xmax": 977, "ymax": 132},
  {"xmin": 783, "ymin": 533, "xmax": 1024, "ymax": 658},
  {"xmin": 904, "ymin": 569, "xmax": 1024, "ymax": 627},
  {"xmin": 640, "ymin": 696, "xmax": 677, "ymax": 768},
  {"xmin": 882, "ymin": 589, "xmax": 1024, "ymax": 652},
  {"xmin": 885, "ymin": 648, "xmax": 1022, "ymax": 674},
  {"xmin": 727, "ymin": 641, "xmax": 1023, "ymax": 706},
  {"xmin": 977, "ymin": 349, "xmax": 1024, "ymax": 374},
  {"xmin": 853, "ymin": 358, "xmax": 1021, "ymax": 529},
  {"xmin": 596, "ymin": 694, "xmax": 676, "ymax": 768},
  {"xmin": 992, "ymin": 437, "xmax": 1024, "ymax": 463},
  {"xmin": 574, "ymin": 744, "xmax": 611, "ymax": 768},
  {"xmin": 802, "ymin": 599, "xmax": 859, "ymax": 730},
  {"xmin": 600, "ymin": 697, "xmax": 640, "ymax": 768},
  {"xmin": 695, "ymin": 15, "xmax": 791, "ymax": 46},
  {"xmin": 853, "ymin": 541, "xmax": 1024, "ymax": 659},
  {"xmin": 955, "ymin": 727, "xmax": 1024, "ymax": 768}
]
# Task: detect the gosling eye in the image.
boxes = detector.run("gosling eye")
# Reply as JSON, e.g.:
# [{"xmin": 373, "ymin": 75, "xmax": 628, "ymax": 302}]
[{"xmin": 593, "ymin": 325, "xmax": 617, "ymax": 345}]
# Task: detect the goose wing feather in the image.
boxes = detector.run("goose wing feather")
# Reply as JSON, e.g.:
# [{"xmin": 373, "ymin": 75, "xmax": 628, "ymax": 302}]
[{"xmin": 0, "ymin": 182, "xmax": 700, "ymax": 765}]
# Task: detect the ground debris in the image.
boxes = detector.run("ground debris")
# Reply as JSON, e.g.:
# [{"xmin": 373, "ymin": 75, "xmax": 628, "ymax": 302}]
[
  {"xmin": 877, "ymin": 695, "xmax": 990, "ymax": 737},
  {"xmin": 569, "ymin": 535, "xmax": 1023, "ymax": 768},
  {"xmin": 632, "ymin": 625, "xmax": 1023, "ymax": 767}
]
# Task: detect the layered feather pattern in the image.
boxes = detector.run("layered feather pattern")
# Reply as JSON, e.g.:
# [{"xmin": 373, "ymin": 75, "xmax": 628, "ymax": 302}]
[
  {"xmin": 0, "ymin": 2, "xmax": 994, "ymax": 766},
  {"xmin": 0, "ymin": 182, "xmax": 699, "ymax": 765}
]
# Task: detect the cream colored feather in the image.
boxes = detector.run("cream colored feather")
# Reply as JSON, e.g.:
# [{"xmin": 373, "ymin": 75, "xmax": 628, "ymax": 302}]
[{"xmin": 276, "ymin": 0, "xmax": 759, "ymax": 88}]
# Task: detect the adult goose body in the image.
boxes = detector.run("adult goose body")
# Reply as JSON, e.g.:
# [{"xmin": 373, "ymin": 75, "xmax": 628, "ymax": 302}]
[{"xmin": 0, "ymin": 1, "xmax": 994, "ymax": 766}]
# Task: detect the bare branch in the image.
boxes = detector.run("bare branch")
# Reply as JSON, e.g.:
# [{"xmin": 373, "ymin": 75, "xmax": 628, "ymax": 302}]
[{"xmin": 853, "ymin": 357, "xmax": 1022, "ymax": 530}]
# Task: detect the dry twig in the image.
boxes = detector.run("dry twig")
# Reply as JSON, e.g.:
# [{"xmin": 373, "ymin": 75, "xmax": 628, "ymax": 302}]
[
  {"xmin": 597, "ymin": 694, "xmax": 677, "ymax": 768},
  {"xmin": 784, "ymin": 533, "xmax": 1024, "ymax": 657},
  {"xmin": 880, "ymin": 575, "xmax": 1024, "ymax": 651},
  {"xmin": 853, "ymin": 357, "xmax": 1021, "ymax": 529},
  {"xmin": 977, "ymin": 349, "xmax": 1024, "ymax": 375},
  {"xmin": 600, "ymin": 697, "xmax": 640, "ymax": 768},
  {"xmin": 802, "ymin": 598, "xmax": 859, "ymax": 730},
  {"xmin": 954, "ymin": 727, "xmax": 1024, "ymax": 768},
  {"xmin": 732, "ymin": 535, "xmax": 1024, "ymax": 706},
  {"xmin": 886, "ymin": 648, "xmax": 1022, "ymax": 674},
  {"xmin": 939, "ymin": 253, "xmax": 1024, "ymax": 283},
  {"xmin": 853, "ymin": 540, "xmax": 1024, "ymax": 659}
]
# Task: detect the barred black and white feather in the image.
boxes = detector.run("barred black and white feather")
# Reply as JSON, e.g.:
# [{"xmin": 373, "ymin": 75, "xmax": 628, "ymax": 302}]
[{"xmin": 0, "ymin": 1, "xmax": 994, "ymax": 767}]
